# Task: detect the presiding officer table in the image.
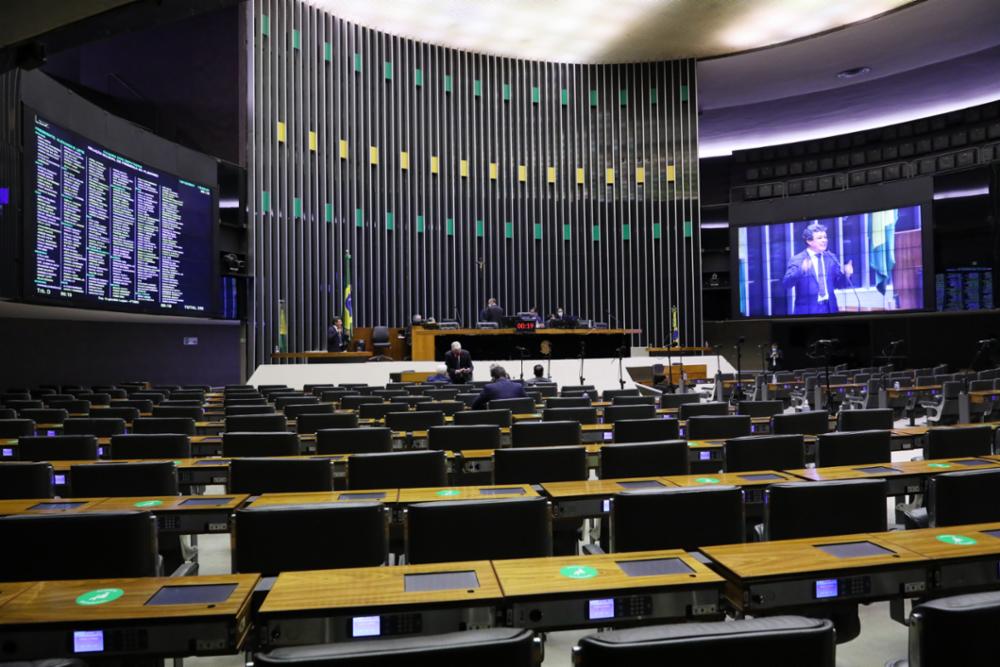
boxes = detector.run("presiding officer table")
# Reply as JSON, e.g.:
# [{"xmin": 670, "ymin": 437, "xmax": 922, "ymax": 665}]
[{"xmin": 410, "ymin": 327, "xmax": 637, "ymax": 361}]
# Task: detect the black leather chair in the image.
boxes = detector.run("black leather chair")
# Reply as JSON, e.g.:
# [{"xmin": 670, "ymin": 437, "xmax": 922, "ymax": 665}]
[
  {"xmin": 400, "ymin": 395, "xmax": 434, "ymax": 407},
  {"xmin": 600, "ymin": 441, "xmax": 688, "ymax": 478},
  {"xmin": 0, "ymin": 511, "xmax": 159, "ymax": 580},
  {"xmin": 428, "ymin": 425, "xmax": 501, "ymax": 452},
  {"xmin": 611, "ymin": 395, "xmax": 658, "ymax": 406},
  {"xmin": 275, "ymin": 395, "xmax": 320, "ymax": 410},
  {"xmin": 229, "ymin": 458, "xmax": 334, "ymax": 494},
  {"xmin": 296, "ymin": 412, "xmax": 359, "ymax": 434},
  {"xmin": 494, "ymin": 446, "xmax": 588, "ymax": 485},
  {"xmin": 316, "ymin": 427, "xmax": 393, "ymax": 455},
  {"xmin": 62, "ymin": 417, "xmax": 126, "ymax": 437},
  {"xmin": 679, "ymin": 401, "xmax": 728, "ymax": 420},
  {"xmin": 338, "ymin": 395, "xmax": 384, "ymax": 410},
  {"xmin": 75, "ymin": 393, "xmax": 111, "ymax": 406},
  {"xmin": 736, "ymin": 400, "xmax": 784, "ymax": 418},
  {"xmin": 510, "ymin": 420, "xmax": 581, "ymax": 447},
  {"xmin": 836, "ymin": 408, "xmax": 893, "ymax": 432},
  {"xmin": 222, "ymin": 432, "xmax": 300, "ymax": 457},
  {"xmin": 686, "ymin": 415, "xmax": 752, "ymax": 440},
  {"xmin": 284, "ymin": 402, "xmax": 336, "ymax": 419},
  {"xmin": 544, "ymin": 396, "xmax": 592, "ymax": 408},
  {"xmin": 70, "ymin": 461, "xmax": 178, "ymax": 497},
  {"xmin": 254, "ymin": 628, "xmax": 541, "ymax": 667},
  {"xmin": 0, "ymin": 419, "xmax": 35, "ymax": 438},
  {"xmin": 110, "ymin": 399, "xmax": 154, "ymax": 414},
  {"xmin": 132, "ymin": 391, "xmax": 167, "ymax": 405},
  {"xmin": 611, "ymin": 486, "xmax": 744, "ymax": 552},
  {"xmin": 17, "ymin": 408, "xmax": 68, "ymax": 425},
  {"xmin": 453, "ymin": 409, "xmax": 512, "ymax": 427},
  {"xmin": 764, "ymin": 479, "xmax": 887, "ymax": 541},
  {"xmin": 406, "ymin": 497, "xmax": 552, "ymax": 564},
  {"xmin": 131, "ymin": 416, "xmax": 197, "ymax": 435},
  {"xmin": 110, "ymin": 433, "xmax": 191, "ymax": 459},
  {"xmin": 925, "ymin": 468, "xmax": 1000, "ymax": 527},
  {"xmin": 414, "ymin": 400, "xmax": 464, "ymax": 416},
  {"xmin": 603, "ymin": 404, "xmax": 657, "ymax": 423},
  {"xmin": 152, "ymin": 405, "xmax": 205, "ymax": 420},
  {"xmin": 724, "ymin": 434, "xmax": 806, "ymax": 472},
  {"xmin": 561, "ymin": 386, "xmax": 598, "ymax": 400},
  {"xmin": 370, "ymin": 325, "xmax": 392, "ymax": 361},
  {"xmin": 385, "ymin": 410, "xmax": 445, "ymax": 432},
  {"xmin": 901, "ymin": 591, "xmax": 1000, "ymax": 666},
  {"xmin": 46, "ymin": 398, "xmax": 91, "ymax": 414},
  {"xmin": 613, "ymin": 418, "xmax": 680, "ymax": 443},
  {"xmin": 815, "ymin": 430, "xmax": 891, "ymax": 467},
  {"xmin": 542, "ymin": 406, "xmax": 598, "ymax": 424},
  {"xmin": 233, "ymin": 502, "xmax": 388, "ymax": 575},
  {"xmin": 922, "ymin": 381, "xmax": 964, "ymax": 426},
  {"xmin": 358, "ymin": 402, "xmax": 409, "ymax": 420},
  {"xmin": 17, "ymin": 435, "xmax": 99, "ymax": 461},
  {"xmin": 661, "ymin": 393, "xmax": 703, "ymax": 409},
  {"xmin": 0, "ymin": 462, "xmax": 53, "ymax": 499},
  {"xmin": 572, "ymin": 616, "xmax": 835, "ymax": 666},
  {"xmin": 224, "ymin": 396, "xmax": 268, "ymax": 407},
  {"xmin": 348, "ymin": 451, "xmax": 447, "ymax": 489},
  {"xmin": 489, "ymin": 397, "xmax": 536, "ymax": 413},
  {"xmin": 771, "ymin": 410, "xmax": 830, "ymax": 435},
  {"xmin": 89, "ymin": 406, "xmax": 141, "ymax": 423},
  {"xmin": 925, "ymin": 425, "xmax": 994, "ymax": 459},
  {"xmin": 603, "ymin": 389, "xmax": 639, "ymax": 401},
  {"xmin": 225, "ymin": 414, "xmax": 287, "ymax": 432},
  {"xmin": 0, "ymin": 407, "xmax": 16, "ymax": 419},
  {"xmin": 425, "ymin": 388, "xmax": 460, "ymax": 401}
]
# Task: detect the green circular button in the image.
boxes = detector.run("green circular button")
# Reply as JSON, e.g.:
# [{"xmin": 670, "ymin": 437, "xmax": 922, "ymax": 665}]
[
  {"xmin": 173, "ymin": 460, "xmax": 182, "ymax": 466},
  {"xmin": 435, "ymin": 489, "xmax": 461, "ymax": 497},
  {"xmin": 937, "ymin": 534, "xmax": 977, "ymax": 546},
  {"xmin": 76, "ymin": 588, "xmax": 124, "ymax": 606},
  {"xmin": 694, "ymin": 477, "xmax": 720, "ymax": 484},
  {"xmin": 134, "ymin": 500, "xmax": 163, "ymax": 508},
  {"xmin": 927, "ymin": 463, "xmax": 952, "ymax": 469},
  {"xmin": 559, "ymin": 565, "xmax": 598, "ymax": 580}
]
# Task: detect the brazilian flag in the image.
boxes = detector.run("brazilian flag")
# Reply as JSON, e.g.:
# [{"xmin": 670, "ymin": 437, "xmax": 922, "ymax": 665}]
[
  {"xmin": 868, "ymin": 209, "xmax": 896, "ymax": 295},
  {"xmin": 342, "ymin": 251, "xmax": 353, "ymax": 335}
]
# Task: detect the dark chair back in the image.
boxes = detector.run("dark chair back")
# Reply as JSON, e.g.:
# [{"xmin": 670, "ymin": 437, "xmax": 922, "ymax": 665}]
[
  {"xmin": 316, "ymin": 427, "xmax": 393, "ymax": 455},
  {"xmin": 771, "ymin": 410, "xmax": 830, "ymax": 435},
  {"xmin": 926, "ymin": 426, "xmax": 994, "ymax": 459},
  {"xmin": 907, "ymin": 591, "xmax": 1000, "ymax": 666},
  {"xmin": 611, "ymin": 486, "xmax": 744, "ymax": 552},
  {"xmin": 47, "ymin": 399, "xmax": 91, "ymax": 414},
  {"xmin": 385, "ymin": 410, "xmax": 445, "ymax": 432},
  {"xmin": 425, "ymin": 388, "xmax": 460, "ymax": 401},
  {"xmin": 89, "ymin": 406, "xmax": 141, "ymax": 423},
  {"xmin": 511, "ymin": 420, "xmax": 581, "ymax": 447},
  {"xmin": 542, "ymin": 406, "xmax": 598, "ymax": 424},
  {"xmin": 679, "ymin": 401, "xmax": 729, "ymax": 420},
  {"xmin": 837, "ymin": 408, "xmax": 893, "ymax": 432},
  {"xmin": 226, "ymin": 404, "xmax": 277, "ymax": 416},
  {"xmin": 17, "ymin": 435, "xmax": 98, "ymax": 461},
  {"xmin": 724, "ymin": 435, "xmax": 806, "ymax": 472},
  {"xmin": 222, "ymin": 432, "xmax": 300, "ymax": 457},
  {"xmin": 229, "ymin": 458, "xmax": 334, "ymax": 494},
  {"xmin": 18, "ymin": 408, "xmax": 68, "ymax": 425},
  {"xmin": 339, "ymin": 395, "xmax": 384, "ymax": 410},
  {"xmin": 453, "ymin": 409, "xmax": 512, "ymax": 427},
  {"xmin": 110, "ymin": 399, "xmax": 154, "ymax": 414},
  {"xmin": 928, "ymin": 468, "xmax": 1000, "ymax": 527},
  {"xmin": 494, "ymin": 446, "xmax": 588, "ymax": 485},
  {"xmin": 415, "ymin": 400, "xmax": 464, "ymax": 416},
  {"xmin": 284, "ymin": 403, "xmax": 335, "ymax": 420},
  {"xmin": 0, "ymin": 462, "xmax": 53, "ymax": 499},
  {"xmin": 275, "ymin": 395, "xmax": 320, "ymax": 410},
  {"xmin": 152, "ymin": 405, "xmax": 205, "ymax": 420},
  {"xmin": 765, "ymin": 479, "xmax": 887, "ymax": 540},
  {"xmin": 296, "ymin": 412, "xmax": 359, "ymax": 434},
  {"xmin": 225, "ymin": 414, "xmax": 287, "ymax": 433},
  {"xmin": 489, "ymin": 397, "xmax": 536, "ymax": 413},
  {"xmin": 131, "ymin": 417, "xmax": 196, "ymax": 435},
  {"xmin": 357, "ymin": 402, "xmax": 409, "ymax": 420},
  {"xmin": 601, "ymin": 441, "xmax": 688, "ymax": 478},
  {"xmin": 815, "ymin": 430, "xmax": 892, "ymax": 467},
  {"xmin": 0, "ymin": 419, "xmax": 35, "ymax": 438},
  {"xmin": 131, "ymin": 392, "xmax": 166, "ymax": 405},
  {"xmin": 736, "ymin": 400, "xmax": 784, "ymax": 418},
  {"xmin": 62, "ymin": 417, "xmax": 126, "ymax": 437},
  {"xmin": 611, "ymin": 395, "xmax": 658, "ymax": 406},
  {"xmin": 428, "ymin": 425, "xmax": 501, "ymax": 452},
  {"xmin": 603, "ymin": 404, "xmax": 657, "ymax": 424},
  {"xmin": 661, "ymin": 393, "xmax": 704, "ymax": 409},
  {"xmin": 686, "ymin": 415, "xmax": 752, "ymax": 440},
  {"xmin": 70, "ymin": 461, "xmax": 178, "ymax": 497},
  {"xmin": 613, "ymin": 418, "xmax": 680, "ymax": 443},
  {"xmin": 110, "ymin": 434, "xmax": 191, "ymax": 459},
  {"xmin": 544, "ymin": 396, "xmax": 592, "ymax": 408},
  {"xmin": 348, "ymin": 450, "xmax": 447, "ymax": 489},
  {"xmin": 406, "ymin": 497, "xmax": 552, "ymax": 564}
]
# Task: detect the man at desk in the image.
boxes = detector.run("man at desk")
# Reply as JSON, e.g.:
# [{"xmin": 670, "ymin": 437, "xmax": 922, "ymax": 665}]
[
  {"xmin": 524, "ymin": 364, "xmax": 552, "ymax": 385},
  {"xmin": 479, "ymin": 297, "xmax": 505, "ymax": 324},
  {"xmin": 472, "ymin": 365, "xmax": 527, "ymax": 409},
  {"xmin": 445, "ymin": 341, "xmax": 474, "ymax": 384},
  {"xmin": 426, "ymin": 364, "xmax": 450, "ymax": 383},
  {"xmin": 548, "ymin": 306, "xmax": 576, "ymax": 328},
  {"xmin": 781, "ymin": 222, "xmax": 854, "ymax": 315},
  {"xmin": 326, "ymin": 317, "xmax": 348, "ymax": 352}
]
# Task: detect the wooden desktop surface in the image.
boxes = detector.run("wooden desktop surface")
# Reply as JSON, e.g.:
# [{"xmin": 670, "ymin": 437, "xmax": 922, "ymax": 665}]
[
  {"xmin": 0, "ymin": 583, "xmax": 34, "ymax": 611},
  {"xmin": 411, "ymin": 328, "xmax": 636, "ymax": 361},
  {"xmin": 270, "ymin": 351, "xmax": 372, "ymax": 361},
  {"xmin": 702, "ymin": 532, "xmax": 928, "ymax": 579},
  {"xmin": 92, "ymin": 495, "xmax": 248, "ymax": 513},
  {"xmin": 0, "ymin": 574, "xmax": 258, "ymax": 624},
  {"xmin": 663, "ymin": 470, "xmax": 797, "ymax": 488},
  {"xmin": 0, "ymin": 498, "xmax": 106, "ymax": 515},
  {"xmin": 493, "ymin": 549, "xmax": 723, "ymax": 597},
  {"xmin": 786, "ymin": 457, "xmax": 1000, "ymax": 482},
  {"xmin": 260, "ymin": 561, "xmax": 502, "ymax": 613},
  {"xmin": 541, "ymin": 478, "xmax": 675, "ymax": 499},
  {"xmin": 250, "ymin": 490, "xmax": 400, "ymax": 507},
  {"xmin": 397, "ymin": 484, "xmax": 538, "ymax": 503},
  {"xmin": 878, "ymin": 522, "xmax": 1000, "ymax": 560}
]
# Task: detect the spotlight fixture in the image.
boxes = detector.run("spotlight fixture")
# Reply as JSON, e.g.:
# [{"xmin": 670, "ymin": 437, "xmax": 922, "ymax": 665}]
[{"xmin": 836, "ymin": 66, "xmax": 871, "ymax": 80}]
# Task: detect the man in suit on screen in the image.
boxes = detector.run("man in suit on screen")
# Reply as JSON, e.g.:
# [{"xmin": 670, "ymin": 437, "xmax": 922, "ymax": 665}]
[{"xmin": 782, "ymin": 222, "xmax": 853, "ymax": 315}]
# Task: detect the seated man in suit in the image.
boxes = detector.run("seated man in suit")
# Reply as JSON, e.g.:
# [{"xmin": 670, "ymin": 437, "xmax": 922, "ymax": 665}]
[
  {"xmin": 472, "ymin": 365, "xmax": 527, "ymax": 409},
  {"xmin": 426, "ymin": 364, "xmax": 450, "ymax": 383},
  {"xmin": 524, "ymin": 364, "xmax": 552, "ymax": 385},
  {"xmin": 326, "ymin": 317, "xmax": 348, "ymax": 352},
  {"xmin": 479, "ymin": 298, "xmax": 505, "ymax": 324},
  {"xmin": 444, "ymin": 341, "xmax": 474, "ymax": 384},
  {"xmin": 781, "ymin": 222, "xmax": 853, "ymax": 315}
]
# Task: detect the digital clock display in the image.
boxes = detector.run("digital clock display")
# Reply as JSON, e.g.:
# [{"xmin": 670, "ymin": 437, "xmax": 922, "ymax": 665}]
[{"xmin": 514, "ymin": 320, "xmax": 537, "ymax": 332}]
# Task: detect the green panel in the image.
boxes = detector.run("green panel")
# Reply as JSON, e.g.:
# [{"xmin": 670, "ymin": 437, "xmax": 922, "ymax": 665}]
[
  {"xmin": 292, "ymin": 29, "xmax": 300, "ymax": 49},
  {"xmin": 384, "ymin": 61, "xmax": 393, "ymax": 79},
  {"xmin": 680, "ymin": 84, "xmax": 689, "ymax": 102},
  {"xmin": 622, "ymin": 223, "xmax": 631, "ymax": 241},
  {"xmin": 473, "ymin": 79, "xmax": 482, "ymax": 97},
  {"xmin": 261, "ymin": 190, "xmax": 270, "ymax": 211},
  {"xmin": 619, "ymin": 89, "xmax": 628, "ymax": 106},
  {"xmin": 502, "ymin": 83, "xmax": 511, "ymax": 101},
  {"xmin": 649, "ymin": 87, "xmax": 657, "ymax": 104},
  {"xmin": 261, "ymin": 14, "xmax": 269, "ymax": 36},
  {"xmin": 589, "ymin": 89, "xmax": 598, "ymax": 107},
  {"xmin": 416, "ymin": 214, "xmax": 425, "ymax": 233},
  {"xmin": 444, "ymin": 74, "xmax": 452, "ymax": 93},
  {"xmin": 414, "ymin": 68, "xmax": 423, "ymax": 86},
  {"xmin": 504, "ymin": 221, "xmax": 513, "ymax": 239},
  {"xmin": 293, "ymin": 197, "xmax": 302, "ymax": 217},
  {"xmin": 684, "ymin": 220, "xmax": 693, "ymax": 238},
  {"xmin": 385, "ymin": 211, "xmax": 394, "ymax": 230},
  {"xmin": 354, "ymin": 208, "xmax": 363, "ymax": 227},
  {"xmin": 353, "ymin": 52, "xmax": 362, "ymax": 72},
  {"xmin": 592, "ymin": 225, "xmax": 601, "ymax": 242},
  {"xmin": 323, "ymin": 42, "xmax": 332, "ymax": 61},
  {"xmin": 560, "ymin": 88, "xmax": 569, "ymax": 105},
  {"xmin": 562, "ymin": 223, "xmax": 571, "ymax": 240},
  {"xmin": 531, "ymin": 86, "xmax": 540, "ymax": 103},
  {"xmin": 533, "ymin": 223, "xmax": 543, "ymax": 240},
  {"xmin": 652, "ymin": 222, "xmax": 662, "ymax": 240},
  {"xmin": 446, "ymin": 217, "xmax": 455, "ymax": 236},
  {"xmin": 324, "ymin": 203, "xmax": 332, "ymax": 222},
  {"xmin": 475, "ymin": 219, "xmax": 484, "ymax": 237}
]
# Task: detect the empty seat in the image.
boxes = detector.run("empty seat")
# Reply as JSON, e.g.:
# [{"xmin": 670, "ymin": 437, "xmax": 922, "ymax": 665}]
[
  {"xmin": 0, "ymin": 462, "xmax": 53, "ymax": 499},
  {"xmin": 76, "ymin": 393, "xmax": 111, "ymax": 406},
  {"xmin": 110, "ymin": 399, "xmax": 154, "ymax": 413},
  {"xmin": 0, "ymin": 419, "xmax": 35, "ymax": 438},
  {"xmin": 296, "ymin": 412, "xmax": 359, "ymax": 434},
  {"xmin": 572, "ymin": 616, "xmax": 835, "ymax": 666},
  {"xmin": 679, "ymin": 402, "xmax": 729, "ymax": 419},
  {"xmin": 611, "ymin": 486, "xmax": 744, "ymax": 552},
  {"xmin": 17, "ymin": 435, "xmax": 98, "ymax": 461},
  {"xmin": 275, "ymin": 395, "xmax": 320, "ymax": 410},
  {"xmin": 339, "ymin": 395, "xmax": 384, "ymax": 410},
  {"xmin": 70, "ymin": 461, "xmax": 178, "ymax": 497},
  {"xmin": 815, "ymin": 430, "xmax": 891, "ymax": 467},
  {"xmin": 222, "ymin": 432, "xmax": 299, "ymax": 457},
  {"xmin": 428, "ymin": 425, "xmax": 501, "ymax": 452},
  {"xmin": 316, "ymin": 427, "xmax": 393, "ymax": 455},
  {"xmin": 453, "ymin": 409, "xmax": 512, "ymax": 427},
  {"xmin": 357, "ymin": 402, "xmax": 409, "ymax": 420},
  {"xmin": 131, "ymin": 416, "xmax": 197, "ymax": 435},
  {"xmin": 229, "ymin": 458, "xmax": 334, "ymax": 494},
  {"xmin": 0, "ymin": 408, "xmax": 16, "ymax": 420},
  {"xmin": 542, "ymin": 407, "xmax": 598, "ymax": 424},
  {"xmin": 0, "ymin": 511, "xmax": 158, "ymax": 580},
  {"xmin": 494, "ymin": 446, "xmax": 588, "ymax": 485},
  {"xmin": 613, "ymin": 418, "xmax": 680, "ymax": 443},
  {"xmin": 414, "ymin": 400, "xmax": 465, "ymax": 416},
  {"xmin": 771, "ymin": 410, "xmax": 830, "ymax": 435},
  {"xmin": 283, "ymin": 402, "xmax": 336, "ymax": 419},
  {"xmin": 601, "ymin": 440, "xmax": 689, "ymax": 478},
  {"xmin": 765, "ymin": 479, "xmax": 887, "ymax": 541},
  {"xmin": 348, "ymin": 450, "xmax": 447, "ymax": 490},
  {"xmin": 611, "ymin": 395, "xmax": 658, "ymax": 406},
  {"xmin": 385, "ymin": 410, "xmax": 445, "ymax": 432},
  {"xmin": 904, "ymin": 591, "xmax": 1000, "ymax": 666},
  {"xmin": 47, "ymin": 399, "xmax": 91, "ymax": 414},
  {"xmin": 602, "ymin": 404, "xmax": 657, "ymax": 423},
  {"xmin": 17, "ymin": 408, "xmax": 68, "ymax": 425},
  {"xmin": 88, "ymin": 406, "xmax": 140, "ymax": 423},
  {"xmin": 400, "ymin": 395, "xmax": 434, "ymax": 407},
  {"xmin": 661, "ymin": 393, "xmax": 704, "ymax": 409},
  {"xmin": 489, "ymin": 397, "xmax": 536, "ymax": 413},
  {"xmin": 226, "ymin": 404, "xmax": 278, "ymax": 416},
  {"xmin": 544, "ymin": 396, "xmax": 592, "ymax": 408},
  {"xmin": 62, "ymin": 417, "xmax": 126, "ymax": 437},
  {"xmin": 406, "ymin": 497, "xmax": 552, "ymax": 564},
  {"xmin": 836, "ymin": 408, "xmax": 893, "ymax": 432},
  {"xmin": 724, "ymin": 435, "xmax": 806, "ymax": 472},
  {"xmin": 926, "ymin": 468, "xmax": 1000, "ymax": 527},
  {"xmin": 152, "ymin": 405, "xmax": 206, "ymax": 420},
  {"xmin": 686, "ymin": 415, "xmax": 752, "ymax": 440},
  {"xmin": 511, "ymin": 420, "xmax": 581, "ymax": 447},
  {"xmin": 925, "ymin": 426, "xmax": 993, "ymax": 459},
  {"xmin": 131, "ymin": 391, "xmax": 167, "ymax": 405},
  {"xmin": 225, "ymin": 414, "xmax": 287, "ymax": 432},
  {"xmin": 224, "ymin": 397, "xmax": 268, "ymax": 407},
  {"xmin": 110, "ymin": 433, "xmax": 191, "ymax": 459},
  {"xmin": 736, "ymin": 400, "xmax": 785, "ymax": 418}
]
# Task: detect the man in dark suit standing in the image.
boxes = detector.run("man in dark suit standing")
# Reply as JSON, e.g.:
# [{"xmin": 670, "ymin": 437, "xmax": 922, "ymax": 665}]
[
  {"xmin": 327, "ymin": 317, "xmax": 348, "ymax": 352},
  {"xmin": 782, "ymin": 222, "xmax": 853, "ymax": 315},
  {"xmin": 444, "ymin": 341, "xmax": 474, "ymax": 384},
  {"xmin": 479, "ymin": 298, "xmax": 505, "ymax": 324},
  {"xmin": 472, "ymin": 365, "xmax": 527, "ymax": 409}
]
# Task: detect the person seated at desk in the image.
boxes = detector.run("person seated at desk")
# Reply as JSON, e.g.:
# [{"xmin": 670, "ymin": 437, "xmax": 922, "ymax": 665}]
[
  {"xmin": 548, "ymin": 306, "xmax": 577, "ymax": 329},
  {"xmin": 326, "ymin": 317, "xmax": 348, "ymax": 352},
  {"xmin": 426, "ymin": 364, "xmax": 450, "ymax": 383},
  {"xmin": 445, "ymin": 341, "xmax": 474, "ymax": 384},
  {"xmin": 528, "ymin": 306, "xmax": 545, "ymax": 327},
  {"xmin": 479, "ymin": 297, "xmax": 505, "ymax": 324},
  {"xmin": 524, "ymin": 364, "xmax": 552, "ymax": 385},
  {"xmin": 472, "ymin": 365, "xmax": 527, "ymax": 409}
]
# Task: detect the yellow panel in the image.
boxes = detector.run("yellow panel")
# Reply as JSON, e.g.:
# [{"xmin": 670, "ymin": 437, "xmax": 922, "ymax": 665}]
[
  {"xmin": 460, "ymin": 159, "xmax": 469, "ymax": 177},
  {"xmin": 547, "ymin": 166, "xmax": 556, "ymax": 184},
  {"xmin": 636, "ymin": 167, "xmax": 645, "ymax": 184},
  {"xmin": 667, "ymin": 164, "xmax": 676, "ymax": 182},
  {"xmin": 489, "ymin": 162, "xmax": 498, "ymax": 180},
  {"xmin": 276, "ymin": 121, "xmax": 287, "ymax": 143},
  {"xmin": 308, "ymin": 131, "xmax": 317, "ymax": 151},
  {"xmin": 518, "ymin": 165, "xmax": 527, "ymax": 182},
  {"xmin": 431, "ymin": 155, "xmax": 439, "ymax": 174},
  {"xmin": 370, "ymin": 146, "xmax": 379, "ymax": 165},
  {"xmin": 339, "ymin": 139, "xmax": 348, "ymax": 159},
  {"xmin": 576, "ymin": 167, "xmax": 584, "ymax": 185},
  {"xmin": 400, "ymin": 151, "xmax": 409, "ymax": 170},
  {"xmin": 606, "ymin": 167, "xmax": 615, "ymax": 185}
]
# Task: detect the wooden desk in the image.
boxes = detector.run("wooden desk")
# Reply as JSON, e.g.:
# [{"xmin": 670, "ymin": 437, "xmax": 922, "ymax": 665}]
[
  {"xmin": 0, "ymin": 498, "xmax": 106, "ymax": 516},
  {"xmin": 411, "ymin": 327, "xmax": 636, "ymax": 361},
  {"xmin": 397, "ymin": 484, "xmax": 538, "ymax": 504},
  {"xmin": 93, "ymin": 495, "xmax": 248, "ymax": 534},
  {"xmin": 786, "ymin": 457, "xmax": 1000, "ymax": 497},
  {"xmin": 493, "ymin": 549, "xmax": 724, "ymax": 630},
  {"xmin": 702, "ymin": 532, "xmax": 928, "ymax": 613},
  {"xmin": 879, "ymin": 522, "xmax": 1000, "ymax": 595},
  {"xmin": 258, "ymin": 561, "xmax": 502, "ymax": 647},
  {"xmin": 400, "ymin": 371, "xmax": 435, "ymax": 383},
  {"xmin": 270, "ymin": 351, "xmax": 373, "ymax": 363},
  {"xmin": 541, "ymin": 478, "xmax": 675, "ymax": 519},
  {"xmin": 968, "ymin": 390, "xmax": 1000, "ymax": 405},
  {"xmin": 0, "ymin": 583, "xmax": 34, "ymax": 611},
  {"xmin": 663, "ymin": 470, "xmax": 798, "ymax": 518},
  {"xmin": 250, "ymin": 490, "xmax": 399, "ymax": 507},
  {"xmin": 647, "ymin": 346, "xmax": 713, "ymax": 356},
  {"xmin": 0, "ymin": 574, "xmax": 257, "ymax": 660},
  {"xmin": 627, "ymin": 364, "xmax": 708, "ymax": 384}
]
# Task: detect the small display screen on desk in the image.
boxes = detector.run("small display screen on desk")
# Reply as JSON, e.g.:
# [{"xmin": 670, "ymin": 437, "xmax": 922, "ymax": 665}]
[
  {"xmin": 145, "ymin": 583, "xmax": 237, "ymax": 605},
  {"xmin": 953, "ymin": 459, "xmax": 993, "ymax": 466},
  {"xmin": 30, "ymin": 501, "xmax": 83, "ymax": 510},
  {"xmin": 479, "ymin": 487, "xmax": 527, "ymax": 496},
  {"xmin": 982, "ymin": 529, "xmax": 1000, "ymax": 540},
  {"xmin": 738, "ymin": 473, "xmax": 785, "ymax": 481},
  {"xmin": 179, "ymin": 498, "xmax": 233, "ymax": 506},
  {"xmin": 1, "ymin": 448, "xmax": 12, "ymax": 457},
  {"xmin": 588, "ymin": 598, "xmax": 615, "ymax": 620},
  {"xmin": 815, "ymin": 579, "xmax": 838, "ymax": 599},
  {"xmin": 403, "ymin": 570, "xmax": 479, "ymax": 593},
  {"xmin": 617, "ymin": 480, "xmax": 665, "ymax": 490},
  {"xmin": 816, "ymin": 541, "xmax": 894, "ymax": 559},
  {"xmin": 73, "ymin": 630, "xmax": 104, "ymax": 653},
  {"xmin": 603, "ymin": 432, "xmax": 613, "ymax": 441},
  {"xmin": 617, "ymin": 557, "xmax": 693, "ymax": 577},
  {"xmin": 351, "ymin": 616, "xmax": 381, "ymax": 638},
  {"xmin": 338, "ymin": 492, "xmax": 385, "ymax": 500},
  {"xmin": 53, "ymin": 474, "xmax": 66, "ymax": 485},
  {"xmin": 699, "ymin": 451, "xmax": 711, "ymax": 461},
  {"xmin": 854, "ymin": 466, "xmax": 902, "ymax": 475}
]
